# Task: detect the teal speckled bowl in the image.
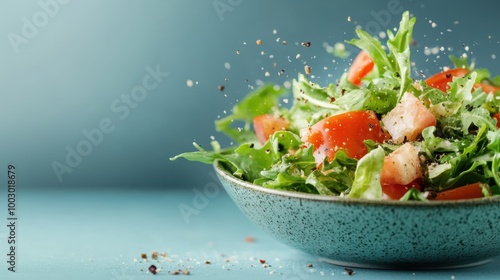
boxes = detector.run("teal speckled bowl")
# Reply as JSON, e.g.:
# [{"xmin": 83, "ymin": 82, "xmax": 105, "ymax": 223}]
[{"xmin": 214, "ymin": 161, "xmax": 500, "ymax": 269}]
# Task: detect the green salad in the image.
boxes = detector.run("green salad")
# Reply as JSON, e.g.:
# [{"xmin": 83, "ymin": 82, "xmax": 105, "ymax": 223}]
[{"xmin": 172, "ymin": 11, "xmax": 500, "ymax": 201}]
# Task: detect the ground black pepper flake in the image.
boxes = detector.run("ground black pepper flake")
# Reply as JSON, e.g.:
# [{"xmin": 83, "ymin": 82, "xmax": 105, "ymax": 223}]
[
  {"xmin": 301, "ymin": 42, "xmax": 311, "ymax": 47},
  {"xmin": 344, "ymin": 267, "xmax": 355, "ymax": 276},
  {"xmin": 306, "ymin": 263, "xmax": 313, "ymax": 268},
  {"xmin": 446, "ymin": 73, "xmax": 452, "ymax": 79},
  {"xmin": 249, "ymin": 143, "xmax": 254, "ymax": 148},
  {"xmin": 149, "ymin": 264, "xmax": 157, "ymax": 275},
  {"xmin": 218, "ymin": 85, "xmax": 225, "ymax": 92},
  {"xmin": 151, "ymin": 251, "xmax": 158, "ymax": 260},
  {"xmin": 205, "ymin": 260, "xmax": 211, "ymax": 264}
]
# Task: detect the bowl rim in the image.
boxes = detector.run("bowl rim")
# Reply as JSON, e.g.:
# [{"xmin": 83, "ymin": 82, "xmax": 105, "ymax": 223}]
[{"xmin": 213, "ymin": 160, "xmax": 500, "ymax": 207}]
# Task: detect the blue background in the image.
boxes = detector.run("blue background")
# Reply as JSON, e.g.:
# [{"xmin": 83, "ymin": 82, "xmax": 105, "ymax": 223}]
[{"xmin": 1, "ymin": 0, "xmax": 499, "ymax": 190}]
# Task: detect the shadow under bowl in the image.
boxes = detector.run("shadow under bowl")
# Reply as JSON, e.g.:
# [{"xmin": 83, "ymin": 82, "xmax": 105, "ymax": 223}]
[{"xmin": 214, "ymin": 161, "xmax": 500, "ymax": 269}]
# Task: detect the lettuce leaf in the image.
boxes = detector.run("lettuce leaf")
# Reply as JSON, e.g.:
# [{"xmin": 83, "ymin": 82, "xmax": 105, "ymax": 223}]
[{"xmin": 347, "ymin": 147, "xmax": 385, "ymax": 199}]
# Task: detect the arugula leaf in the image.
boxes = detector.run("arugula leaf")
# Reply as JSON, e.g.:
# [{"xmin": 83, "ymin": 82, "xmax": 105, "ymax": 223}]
[
  {"xmin": 487, "ymin": 130, "xmax": 500, "ymax": 187},
  {"xmin": 169, "ymin": 142, "xmax": 228, "ymax": 164},
  {"xmin": 386, "ymin": 11, "xmax": 415, "ymax": 100},
  {"xmin": 348, "ymin": 30, "xmax": 392, "ymax": 77},
  {"xmin": 215, "ymin": 85, "xmax": 287, "ymax": 144},
  {"xmin": 449, "ymin": 55, "xmax": 470, "ymax": 69},
  {"xmin": 399, "ymin": 188, "xmax": 429, "ymax": 201},
  {"xmin": 347, "ymin": 11, "xmax": 415, "ymax": 101},
  {"xmin": 230, "ymin": 131, "xmax": 302, "ymax": 182},
  {"xmin": 323, "ymin": 42, "xmax": 350, "ymax": 59},
  {"xmin": 333, "ymin": 87, "xmax": 398, "ymax": 114},
  {"xmin": 425, "ymin": 125, "xmax": 497, "ymax": 191},
  {"xmin": 291, "ymin": 73, "xmax": 337, "ymax": 109}
]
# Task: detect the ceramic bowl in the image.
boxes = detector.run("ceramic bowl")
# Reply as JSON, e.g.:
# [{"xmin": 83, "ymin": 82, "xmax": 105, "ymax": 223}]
[{"xmin": 214, "ymin": 161, "xmax": 500, "ymax": 269}]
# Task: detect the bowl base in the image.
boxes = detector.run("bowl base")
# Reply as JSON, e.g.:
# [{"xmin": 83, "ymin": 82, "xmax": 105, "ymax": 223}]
[{"xmin": 317, "ymin": 257, "xmax": 493, "ymax": 270}]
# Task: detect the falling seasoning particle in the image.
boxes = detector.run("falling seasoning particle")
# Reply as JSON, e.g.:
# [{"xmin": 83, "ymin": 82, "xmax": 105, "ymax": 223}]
[
  {"xmin": 161, "ymin": 252, "xmax": 167, "ymax": 258},
  {"xmin": 183, "ymin": 269, "xmax": 190, "ymax": 275},
  {"xmin": 304, "ymin": 65, "xmax": 312, "ymax": 75},
  {"xmin": 295, "ymin": 54, "xmax": 301, "ymax": 59},
  {"xmin": 141, "ymin": 253, "xmax": 148, "ymax": 261},
  {"xmin": 344, "ymin": 267, "xmax": 355, "ymax": 276},
  {"xmin": 186, "ymin": 80, "xmax": 194, "ymax": 87},
  {"xmin": 282, "ymin": 40, "xmax": 287, "ymax": 45},
  {"xmin": 149, "ymin": 265, "xmax": 157, "ymax": 275},
  {"xmin": 205, "ymin": 260, "xmax": 211, "ymax": 264},
  {"xmin": 260, "ymin": 259, "xmax": 266, "ymax": 264},
  {"xmin": 347, "ymin": 16, "xmax": 351, "ymax": 22},
  {"xmin": 306, "ymin": 263, "xmax": 313, "ymax": 268},
  {"xmin": 301, "ymin": 42, "xmax": 311, "ymax": 47},
  {"xmin": 151, "ymin": 251, "xmax": 158, "ymax": 260},
  {"xmin": 236, "ymin": 50, "xmax": 240, "ymax": 55},
  {"xmin": 218, "ymin": 85, "xmax": 225, "ymax": 91},
  {"xmin": 256, "ymin": 39, "xmax": 262, "ymax": 45},
  {"xmin": 264, "ymin": 71, "xmax": 270, "ymax": 77},
  {"xmin": 273, "ymin": 29, "xmax": 277, "ymax": 34},
  {"xmin": 224, "ymin": 62, "xmax": 231, "ymax": 70}
]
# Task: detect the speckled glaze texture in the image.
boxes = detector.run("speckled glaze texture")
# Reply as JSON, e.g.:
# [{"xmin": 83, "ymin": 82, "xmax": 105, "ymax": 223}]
[{"xmin": 214, "ymin": 162, "xmax": 500, "ymax": 269}]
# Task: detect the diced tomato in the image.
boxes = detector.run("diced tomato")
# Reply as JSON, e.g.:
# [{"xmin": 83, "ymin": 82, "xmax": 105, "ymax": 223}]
[
  {"xmin": 474, "ymin": 83, "xmax": 500, "ymax": 94},
  {"xmin": 347, "ymin": 51, "xmax": 374, "ymax": 86},
  {"xmin": 425, "ymin": 68, "xmax": 469, "ymax": 92},
  {"xmin": 493, "ymin": 112, "xmax": 500, "ymax": 129},
  {"xmin": 433, "ymin": 183, "xmax": 484, "ymax": 200},
  {"xmin": 301, "ymin": 110, "xmax": 388, "ymax": 165},
  {"xmin": 426, "ymin": 68, "xmax": 500, "ymax": 94},
  {"xmin": 380, "ymin": 143, "xmax": 423, "ymax": 186},
  {"xmin": 381, "ymin": 92, "xmax": 437, "ymax": 144},
  {"xmin": 382, "ymin": 179, "xmax": 422, "ymax": 200},
  {"xmin": 253, "ymin": 114, "xmax": 289, "ymax": 145}
]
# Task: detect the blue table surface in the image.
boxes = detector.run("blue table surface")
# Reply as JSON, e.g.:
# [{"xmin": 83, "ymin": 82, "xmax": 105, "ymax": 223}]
[{"xmin": 1, "ymin": 189, "xmax": 500, "ymax": 280}]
